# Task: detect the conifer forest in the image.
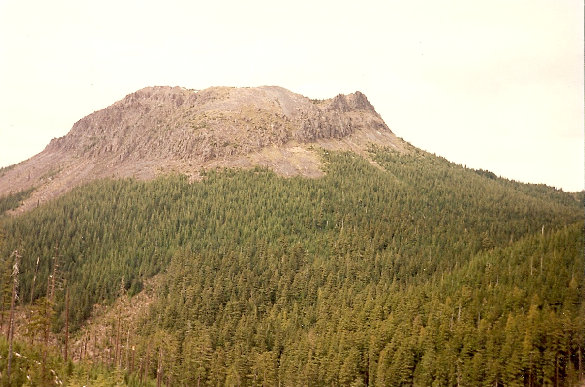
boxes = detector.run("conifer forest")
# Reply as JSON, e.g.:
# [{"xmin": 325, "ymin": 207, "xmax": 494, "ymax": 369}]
[{"xmin": 0, "ymin": 147, "xmax": 583, "ymax": 386}]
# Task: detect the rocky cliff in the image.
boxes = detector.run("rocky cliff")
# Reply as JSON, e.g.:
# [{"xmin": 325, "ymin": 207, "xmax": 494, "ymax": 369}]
[{"xmin": 0, "ymin": 86, "xmax": 405, "ymax": 212}]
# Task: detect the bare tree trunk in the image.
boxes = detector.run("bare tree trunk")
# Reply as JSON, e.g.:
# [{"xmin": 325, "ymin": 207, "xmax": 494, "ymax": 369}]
[
  {"xmin": 7, "ymin": 283, "xmax": 16, "ymax": 380},
  {"xmin": 0, "ymin": 291, "xmax": 5, "ymax": 336},
  {"xmin": 83, "ymin": 338, "xmax": 87, "ymax": 361},
  {"xmin": 144, "ymin": 342, "xmax": 151, "ymax": 382},
  {"xmin": 42, "ymin": 246, "xmax": 59, "ymax": 377},
  {"xmin": 139, "ymin": 354, "xmax": 143, "ymax": 384},
  {"xmin": 125, "ymin": 328, "xmax": 130, "ymax": 369},
  {"xmin": 115, "ymin": 316, "xmax": 120, "ymax": 367},
  {"xmin": 29, "ymin": 256, "xmax": 40, "ymax": 344},
  {"xmin": 7, "ymin": 250, "xmax": 20, "ymax": 383},
  {"xmin": 109, "ymin": 322, "xmax": 114, "ymax": 366},
  {"xmin": 93, "ymin": 334, "xmax": 97, "ymax": 364},
  {"xmin": 3, "ymin": 292, "xmax": 7, "ymax": 341},
  {"xmin": 64, "ymin": 287, "xmax": 69, "ymax": 362},
  {"xmin": 157, "ymin": 345, "xmax": 163, "ymax": 387},
  {"xmin": 29, "ymin": 257, "xmax": 39, "ymax": 305},
  {"xmin": 42, "ymin": 276, "xmax": 50, "ymax": 378},
  {"xmin": 49, "ymin": 248, "xmax": 59, "ymax": 301}
]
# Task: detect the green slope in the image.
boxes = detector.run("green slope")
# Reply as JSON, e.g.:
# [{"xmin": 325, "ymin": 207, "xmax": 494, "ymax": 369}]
[
  {"xmin": 143, "ymin": 221, "xmax": 583, "ymax": 386},
  {"xmin": 0, "ymin": 148, "xmax": 582, "ymax": 385}
]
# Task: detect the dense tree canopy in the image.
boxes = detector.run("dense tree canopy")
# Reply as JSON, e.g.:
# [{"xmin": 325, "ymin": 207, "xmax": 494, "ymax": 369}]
[{"xmin": 0, "ymin": 147, "xmax": 582, "ymax": 385}]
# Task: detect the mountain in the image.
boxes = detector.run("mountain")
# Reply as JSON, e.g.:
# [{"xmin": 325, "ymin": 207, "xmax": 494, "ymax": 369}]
[
  {"xmin": 0, "ymin": 86, "xmax": 583, "ymax": 386},
  {"xmin": 0, "ymin": 86, "xmax": 404, "ymax": 213}
]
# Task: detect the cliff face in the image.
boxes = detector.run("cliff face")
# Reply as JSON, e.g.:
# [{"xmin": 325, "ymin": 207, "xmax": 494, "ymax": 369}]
[
  {"xmin": 0, "ymin": 86, "xmax": 405, "ymax": 212},
  {"xmin": 47, "ymin": 86, "xmax": 390, "ymax": 160}
]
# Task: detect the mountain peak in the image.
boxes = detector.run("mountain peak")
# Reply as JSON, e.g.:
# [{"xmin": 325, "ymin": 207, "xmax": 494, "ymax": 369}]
[
  {"xmin": 0, "ymin": 85, "xmax": 405, "ymax": 212},
  {"xmin": 330, "ymin": 91, "xmax": 375, "ymax": 112}
]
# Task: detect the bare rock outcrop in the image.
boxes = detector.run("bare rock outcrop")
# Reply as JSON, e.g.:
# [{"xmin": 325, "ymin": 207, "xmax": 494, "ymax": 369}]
[{"xmin": 0, "ymin": 85, "xmax": 405, "ymax": 212}]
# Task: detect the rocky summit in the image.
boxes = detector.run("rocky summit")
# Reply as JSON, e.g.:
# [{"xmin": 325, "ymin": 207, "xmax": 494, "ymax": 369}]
[{"xmin": 0, "ymin": 86, "xmax": 405, "ymax": 212}]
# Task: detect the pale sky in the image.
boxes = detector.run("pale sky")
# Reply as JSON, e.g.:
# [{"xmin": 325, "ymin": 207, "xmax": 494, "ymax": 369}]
[{"xmin": 0, "ymin": 0, "xmax": 583, "ymax": 191}]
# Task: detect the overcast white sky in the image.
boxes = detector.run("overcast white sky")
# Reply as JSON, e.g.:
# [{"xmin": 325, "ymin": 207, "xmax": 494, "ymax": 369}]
[{"xmin": 0, "ymin": 0, "xmax": 583, "ymax": 191}]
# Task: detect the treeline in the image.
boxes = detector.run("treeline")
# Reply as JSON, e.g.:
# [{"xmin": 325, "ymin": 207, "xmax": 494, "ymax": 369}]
[{"xmin": 0, "ymin": 148, "xmax": 582, "ymax": 385}]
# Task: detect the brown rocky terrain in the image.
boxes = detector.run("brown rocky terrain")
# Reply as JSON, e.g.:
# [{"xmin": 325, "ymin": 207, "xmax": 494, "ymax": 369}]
[{"xmin": 0, "ymin": 86, "xmax": 406, "ymax": 212}]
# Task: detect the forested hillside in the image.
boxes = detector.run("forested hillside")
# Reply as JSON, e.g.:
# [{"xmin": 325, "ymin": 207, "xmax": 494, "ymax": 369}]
[{"xmin": 0, "ymin": 147, "xmax": 582, "ymax": 385}]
